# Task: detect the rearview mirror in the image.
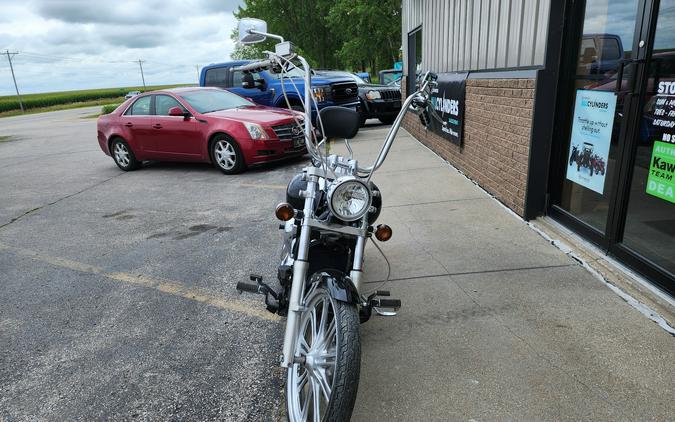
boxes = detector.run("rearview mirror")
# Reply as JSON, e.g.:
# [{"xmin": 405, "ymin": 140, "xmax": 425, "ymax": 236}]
[{"xmin": 238, "ymin": 18, "xmax": 267, "ymax": 44}]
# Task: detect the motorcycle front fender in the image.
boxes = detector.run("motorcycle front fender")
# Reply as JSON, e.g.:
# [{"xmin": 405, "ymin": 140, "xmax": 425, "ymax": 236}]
[{"xmin": 308, "ymin": 270, "xmax": 360, "ymax": 305}]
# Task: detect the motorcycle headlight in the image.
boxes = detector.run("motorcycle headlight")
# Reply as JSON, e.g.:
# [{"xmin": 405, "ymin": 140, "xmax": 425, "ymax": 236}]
[
  {"xmin": 327, "ymin": 177, "xmax": 372, "ymax": 222},
  {"xmin": 365, "ymin": 90, "xmax": 381, "ymax": 100}
]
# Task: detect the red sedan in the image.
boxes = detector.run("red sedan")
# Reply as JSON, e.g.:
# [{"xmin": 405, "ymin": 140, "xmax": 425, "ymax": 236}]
[{"xmin": 97, "ymin": 87, "xmax": 307, "ymax": 174}]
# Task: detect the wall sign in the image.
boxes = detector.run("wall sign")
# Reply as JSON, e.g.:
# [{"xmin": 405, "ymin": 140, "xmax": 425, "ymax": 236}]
[
  {"xmin": 565, "ymin": 89, "xmax": 618, "ymax": 194},
  {"xmin": 645, "ymin": 81, "xmax": 675, "ymax": 203},
  {"xmin": 646, "ymin": 141, "xmax": 675, "ymax": 203},
  {"xmin": 428, "ymin": 72, "xmax": 468, "ymax": 146}
]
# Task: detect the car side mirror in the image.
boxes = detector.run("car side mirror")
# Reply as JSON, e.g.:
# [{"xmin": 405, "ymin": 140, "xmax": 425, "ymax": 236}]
[
  {"xmin": 242, "ymin": 73, "xmax": 256, "ymax": 89},
  {"xmin": 169, "ymin": 106, "xmax": 189, "ymax": 118}
]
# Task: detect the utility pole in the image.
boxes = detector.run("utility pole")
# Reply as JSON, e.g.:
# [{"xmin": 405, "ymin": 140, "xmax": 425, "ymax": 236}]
[
  {"xmin": 137, "ymin": 59, "xmax": 146, "ymax": 90},
  {"xmin": 4, "ymin": 50, "xmax": 24, "ymax": 112},
  {"xmin": 195, "ymin": 65, "xmax": 200, "ymax": 83}
]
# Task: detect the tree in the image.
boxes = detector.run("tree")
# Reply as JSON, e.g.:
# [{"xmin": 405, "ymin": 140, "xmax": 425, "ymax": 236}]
[{"xmin": 231, "ymin": 0, "xmax": 402, "ymax": 74}]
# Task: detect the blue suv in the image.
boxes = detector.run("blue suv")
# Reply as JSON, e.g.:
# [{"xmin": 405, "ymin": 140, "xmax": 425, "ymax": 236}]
[{"xmin": 200, "ymin": 60, "xmax": 360, "ymax": 113}]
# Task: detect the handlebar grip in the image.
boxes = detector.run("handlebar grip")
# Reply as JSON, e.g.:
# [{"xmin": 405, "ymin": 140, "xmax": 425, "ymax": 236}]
[
  {"xmin": 231, "ymin": 59, "xmax": 273, "ymax": 72},
  {"xmin": 236, "ymin": 282, "xmax": 260, "ymax": 293}
]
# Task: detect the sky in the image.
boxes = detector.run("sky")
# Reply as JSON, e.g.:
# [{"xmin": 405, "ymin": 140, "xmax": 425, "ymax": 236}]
[{"xmin": 0, "ymin": 0, "xmax": 244, "ymax": 95}]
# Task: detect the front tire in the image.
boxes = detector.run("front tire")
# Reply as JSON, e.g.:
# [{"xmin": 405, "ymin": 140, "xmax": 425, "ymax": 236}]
[
  {"xmin": 378, "ymin": 116, "xmax": 395, "ymax": 125},
  {"xmin": 287, "ymin": 285, "xmax": 360, "ymax": 422},
  {"xmin": 211, "ymin": 135, "xmax": 245, "ymax": 174},
  {"xmin": 111, "ymin": 138, "xmax": 140, "ymax": 171}
]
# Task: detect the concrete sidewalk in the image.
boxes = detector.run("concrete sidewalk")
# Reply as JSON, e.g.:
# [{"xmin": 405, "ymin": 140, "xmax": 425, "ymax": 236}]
[{"xmin": 336, "ymin": 126, "xmax": 675, "ymax": 421}]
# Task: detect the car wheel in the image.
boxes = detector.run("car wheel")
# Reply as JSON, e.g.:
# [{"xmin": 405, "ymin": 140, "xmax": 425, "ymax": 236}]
[
  {"xmin": 212, "ymin": 135, "xmax": 245, "ymax": 174},
  {"xmin": 378, "ymin": 117, "xmax": 395, "ymax": 125},
  {"xmin": 290, "ymin": 104, "xmax": 304, "ymax": 112},
  {"xmin": 111, "ymin": 138, "xmax": 140, "ymax": 171}
]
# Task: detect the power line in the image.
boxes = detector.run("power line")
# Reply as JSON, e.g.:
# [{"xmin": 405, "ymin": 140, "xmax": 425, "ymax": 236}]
[{"xmin": 4, "ymin": 50, "xmax": 23, "ymax": 112}]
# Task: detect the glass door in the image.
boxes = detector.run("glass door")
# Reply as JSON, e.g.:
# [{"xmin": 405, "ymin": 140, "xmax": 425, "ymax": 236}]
[
  {"xmin": 615, "ymin": 0, "xmax": 675, "ymax": 287},
  {"xmin": 551, "ymin": 0, "xmax": 642, "ymax": 238},
  {"xmin": 550, "ymin": 0, "xmax": 675, "ymax": 293}
]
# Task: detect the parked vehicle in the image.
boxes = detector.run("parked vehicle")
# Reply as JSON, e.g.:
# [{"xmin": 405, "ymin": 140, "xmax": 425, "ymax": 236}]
[
  {"xmin": 233, "ymin": 18, "xmax": 443, "ymax": 422},
  {"xmin": 354, "ymin": 71, "xmax": 371, "ymax": 83},
  {"xmin": 97, "ymin": 87, "xmax": 306, "ymax": 174},
  {"xmin": 577, "ymin": 33, "xmax": 625, "ymax": 77},
  {"xmin": 199, "ymin": 60, "xmax": 360, "ymax": 114},
  {"xmin": 125, "ymin": 90, "xmax": 141, "ymax": 99},
  {"xmin": 378, "ymin": 69, "xmax": 402, "ymax": 86},
  {"xmin": 316, "ymin": 70, "xmax": 402, "ymax": 125}
]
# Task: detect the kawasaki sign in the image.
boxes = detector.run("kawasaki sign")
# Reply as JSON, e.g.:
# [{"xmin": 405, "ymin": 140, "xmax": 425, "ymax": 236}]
[
  {"xmin": 428, "ymin": 72, "xmax": 468, "ymax": 146},
  {"xmin": 646, "ymin": 140, "xmax": 675, "ymax": 204}
]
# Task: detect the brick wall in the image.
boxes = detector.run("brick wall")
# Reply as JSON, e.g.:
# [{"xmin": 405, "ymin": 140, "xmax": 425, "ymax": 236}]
[{"xmin": 402, "ymin": 78, "xmax": 536, "ymax": 217}]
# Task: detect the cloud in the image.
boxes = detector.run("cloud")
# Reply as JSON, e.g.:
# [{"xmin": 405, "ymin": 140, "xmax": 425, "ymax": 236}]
[{"xmin": 0, "ymin": 0, "xmax": 243, "ymax": 94}]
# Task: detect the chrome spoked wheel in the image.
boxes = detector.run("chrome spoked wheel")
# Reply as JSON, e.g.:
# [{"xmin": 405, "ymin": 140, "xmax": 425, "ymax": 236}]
[
  {"xmin": 214, "ymin": 140, "xmax": 237, "ymax": 170},
  {"xmin": 288, "ymin": 288, "xmax": 337, "ymax": 421},
  {"xmin": 113, "ymin": 142, "xmax": 130, "ymax": 167},
  {"xmin": 287, "ymin": 284, "xmax": 360, "ymax": 422}
]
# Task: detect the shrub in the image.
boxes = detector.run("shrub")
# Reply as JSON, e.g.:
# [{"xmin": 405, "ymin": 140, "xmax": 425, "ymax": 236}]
[{"xmin": 101, "ymin": 104, "xmax": 121, "ymax": 115}]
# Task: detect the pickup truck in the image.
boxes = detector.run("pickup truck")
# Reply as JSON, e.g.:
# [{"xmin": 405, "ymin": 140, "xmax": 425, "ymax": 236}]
[{"xmin": 199, "ymin": 60, "xmax": 360, "ymax": 113}]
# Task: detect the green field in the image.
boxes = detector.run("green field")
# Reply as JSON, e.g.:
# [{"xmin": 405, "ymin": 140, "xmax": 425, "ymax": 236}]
[{"xmin": 0, "ymin": 84, "xmax": 193, "ymax": 115}]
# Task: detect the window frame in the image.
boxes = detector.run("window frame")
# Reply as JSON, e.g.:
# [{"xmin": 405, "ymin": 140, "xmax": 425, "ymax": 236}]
[{"xmin": 123, "ymin": 94, "xmax": 154, "ymax": 116}]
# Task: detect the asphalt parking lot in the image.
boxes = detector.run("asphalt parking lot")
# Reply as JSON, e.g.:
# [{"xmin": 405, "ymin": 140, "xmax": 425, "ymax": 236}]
[
  {"xmin": 3, "ymin": 106, "xmax": 674, "ymax": 422},
  {"xmin": 0, "ymin": 106, "xmax": 325, "ymax": 421}
]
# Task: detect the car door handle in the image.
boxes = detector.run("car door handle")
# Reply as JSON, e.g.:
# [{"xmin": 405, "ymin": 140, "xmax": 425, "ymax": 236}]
[
  {"xmin": 124, "ymin": 122, "xmax": 133, "ymax": 127},
  {"xmin": 152, "ymin": 124, "xmax": 162, "ymax": 129}
]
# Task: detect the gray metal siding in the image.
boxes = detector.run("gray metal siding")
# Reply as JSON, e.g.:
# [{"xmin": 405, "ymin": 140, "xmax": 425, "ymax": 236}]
[{"xmin": 402, "ymin": 0, "xmax": 550, "ymax": 74}]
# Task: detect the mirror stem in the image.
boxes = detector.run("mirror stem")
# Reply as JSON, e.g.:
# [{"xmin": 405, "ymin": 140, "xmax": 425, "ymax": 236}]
[{"xmin": 248, "ymin": 29, "xmax": 284, "ymax": 43}]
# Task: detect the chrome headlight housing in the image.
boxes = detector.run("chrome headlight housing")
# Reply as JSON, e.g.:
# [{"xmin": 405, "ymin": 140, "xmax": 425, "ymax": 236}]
[{"xmin": 327, "ymin": 177, "xmax": 372, "ymax": 222}]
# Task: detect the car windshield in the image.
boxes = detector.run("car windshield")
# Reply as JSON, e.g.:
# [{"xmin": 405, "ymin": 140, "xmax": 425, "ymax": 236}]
[
  {"xmin": 178, "ymin": 90, "xmax": 253, "ymax": 113},
  {"xmin": 319, "ymin": 72, "xmax": 365, "ymax": 84}
]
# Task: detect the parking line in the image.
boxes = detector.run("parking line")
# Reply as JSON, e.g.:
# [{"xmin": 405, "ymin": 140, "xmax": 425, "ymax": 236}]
[
  {"xmin": 237, "ymin": 183, "xmax": 286, "ymax": 190},
  {"xmin": 0, "ymin": 242, "xmax": 280, "ymax": 322}
]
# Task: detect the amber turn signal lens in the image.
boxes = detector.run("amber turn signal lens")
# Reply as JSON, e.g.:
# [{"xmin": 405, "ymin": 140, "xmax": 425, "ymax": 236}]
[
  {"xmin": 375, "ymin": 224, "xmax": 392, "ymax": 241},
  {"xmin": 275, "ymin": 202, "xmax": 295, "ymax": 221}
]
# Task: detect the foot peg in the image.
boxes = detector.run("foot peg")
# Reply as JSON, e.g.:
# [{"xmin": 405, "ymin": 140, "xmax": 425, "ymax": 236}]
[
  {"xmin": 361, "ymin": 292, "xmax": 401, "ymax": 321},
  {"xmin": 237, "ymin": 274, "xmax": 285, "ymax": 315}
]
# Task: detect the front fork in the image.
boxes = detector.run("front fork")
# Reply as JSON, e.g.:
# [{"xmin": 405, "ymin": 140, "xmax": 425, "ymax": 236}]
[{"xmin": 280, "ymin": 174, "xmax": 367, "ymax": 367}]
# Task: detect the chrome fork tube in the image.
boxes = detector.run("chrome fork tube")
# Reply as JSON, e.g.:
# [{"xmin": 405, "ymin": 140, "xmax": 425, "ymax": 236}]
[
  {"xmin": 281, "ymin": 174, "xmax": 318, "ymax": 368},
  {"xmin": 350, "ymin": 235, "xmax": 366, "ymax": 294}
]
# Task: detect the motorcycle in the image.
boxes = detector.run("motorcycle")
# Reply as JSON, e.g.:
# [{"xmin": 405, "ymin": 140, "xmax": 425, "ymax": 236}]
[{"xmin": 233, "ymin": 18, "xmax": 441, "ymax": 421}]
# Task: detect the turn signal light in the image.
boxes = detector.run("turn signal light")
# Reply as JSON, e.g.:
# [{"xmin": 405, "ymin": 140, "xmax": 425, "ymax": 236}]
[
  {"xmin": 275, "ymin": 202, "xmax": 295, "ymax": 221},
  {"xmin": 375, "ymin": 224, "xmax": 392, "ymax": 241}
]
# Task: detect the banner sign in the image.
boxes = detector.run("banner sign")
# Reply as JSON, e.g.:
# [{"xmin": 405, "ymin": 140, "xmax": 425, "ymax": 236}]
[
  {"xmin": 645, "ymin": 81, "xmax": 675, "ymax": 203},
  {"xmin": 429, "ymin": 72, "xmax": 468, "ymax": 146},
  {"xmin": 565, "ymin": 89, "xmax": 618, "ymax": 194},
  {"xmin": 646, "ymin": 141, "xmax": 675, "ymax": 203}
]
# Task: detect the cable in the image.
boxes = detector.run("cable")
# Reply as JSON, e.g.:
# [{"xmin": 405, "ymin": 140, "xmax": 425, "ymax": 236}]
[{"xmin": 366, "ymin": 237, "xmax": 392, "ymax": 295}]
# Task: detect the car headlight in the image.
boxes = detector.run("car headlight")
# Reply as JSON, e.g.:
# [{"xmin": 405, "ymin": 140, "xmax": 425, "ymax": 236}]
[
  {"xmin": 242, "ymin": 121, "xmax": 269, "ymax": 140},
  {"xmin": 327, "ymin": 177, "xmax": 372, "ymax": 221},
  {"xmin": 312, "ymin": 86, "xmax": 331, "ymax": 103},
  {"xmin": 366, "ymin": 90, "xmax": 381, "ymax": 100}
]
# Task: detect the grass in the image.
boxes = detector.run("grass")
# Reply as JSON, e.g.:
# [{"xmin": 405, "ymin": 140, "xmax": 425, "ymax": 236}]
[
  {"xmin": 0, "ymin": 135, "xmax": 20, "ymax": 143},
  {"xmin": 0, "ymin": 84, "xmax": 193, "ymax": 117}
]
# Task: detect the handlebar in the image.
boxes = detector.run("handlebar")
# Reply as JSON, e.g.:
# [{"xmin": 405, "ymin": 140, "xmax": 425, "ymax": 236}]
[{"xmin": 231, "ymin": 59, "xmax": 274, "ymax": 73}]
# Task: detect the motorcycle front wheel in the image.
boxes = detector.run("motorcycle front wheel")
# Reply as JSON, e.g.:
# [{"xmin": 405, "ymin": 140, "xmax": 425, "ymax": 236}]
[{"xmin": 287, "ymin": 284, "xmax": 361, "ymax": 422}]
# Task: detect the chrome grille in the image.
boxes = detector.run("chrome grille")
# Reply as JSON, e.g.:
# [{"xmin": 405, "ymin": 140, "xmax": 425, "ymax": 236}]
[
  {"xmin": 380, "ymin": 90, "xmax": 401, "ymax": 100},
  {"xmin": 331, "ymin": 82, "xmax": 358, "ymax": 101},
  {"xmin": 272, "ymin": 121, "xmax": 305, "ymax": 142}
]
